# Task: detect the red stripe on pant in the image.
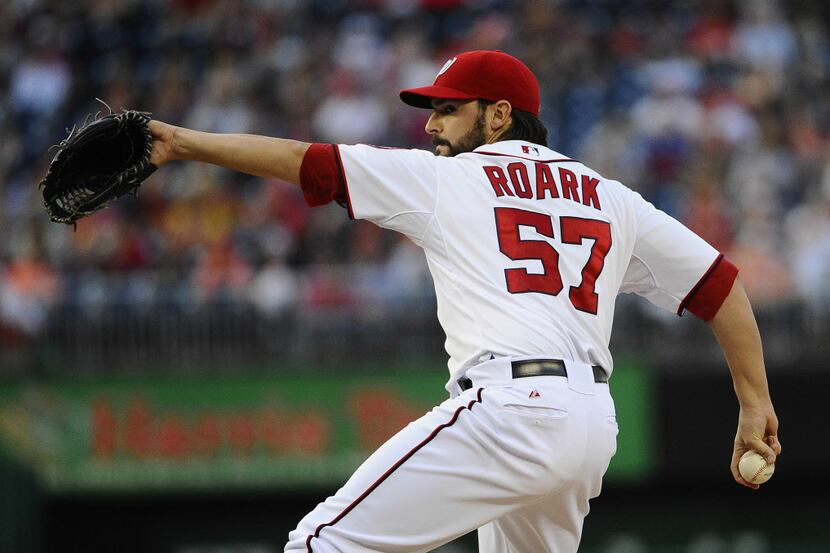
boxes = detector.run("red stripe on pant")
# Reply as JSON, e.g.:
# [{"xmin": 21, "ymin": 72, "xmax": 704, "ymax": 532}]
[{"xmin": 306, "ymin": 388, "xmax": 485, "ymax": 552}]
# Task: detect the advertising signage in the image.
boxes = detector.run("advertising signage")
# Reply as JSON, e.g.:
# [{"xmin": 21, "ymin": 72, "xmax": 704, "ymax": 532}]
[{"xmin": 0, "ymin": 363, "xmax": 652, "ymax": 491}]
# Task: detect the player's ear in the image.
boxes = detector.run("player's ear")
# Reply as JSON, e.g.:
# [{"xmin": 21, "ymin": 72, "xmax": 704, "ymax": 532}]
[{"xmin": 488, "ymin": 100, "xmax": 513, "ymax": 132}]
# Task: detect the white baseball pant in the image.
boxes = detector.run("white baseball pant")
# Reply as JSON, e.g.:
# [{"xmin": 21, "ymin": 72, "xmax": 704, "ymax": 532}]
[{"xmin": 285, "ymin": 356, "xmax": 618, "ymax": 552}]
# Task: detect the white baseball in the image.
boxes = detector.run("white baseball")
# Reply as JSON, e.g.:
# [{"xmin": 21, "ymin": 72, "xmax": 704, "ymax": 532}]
[{"xmin": 738, "ymin": 451, "xmax": 775, "ymax": 484}]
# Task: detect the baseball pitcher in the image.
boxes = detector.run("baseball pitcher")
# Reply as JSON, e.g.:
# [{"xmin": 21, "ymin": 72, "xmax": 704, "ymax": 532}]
[{"xmin": 145, "ymin": 51, "xmax": 781, "ymax": 553}]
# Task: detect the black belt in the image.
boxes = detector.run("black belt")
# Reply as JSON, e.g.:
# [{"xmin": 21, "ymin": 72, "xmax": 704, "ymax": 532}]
[{"xmin": 458, "ymin": 359, "xmax": 607, "ymax": 391}]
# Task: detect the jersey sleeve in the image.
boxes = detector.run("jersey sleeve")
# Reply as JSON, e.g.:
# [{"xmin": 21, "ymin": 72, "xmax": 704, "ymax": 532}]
[
  {"xmin": 340, "ymin": 144, "xmax": 440, "ymax": 239},
  {"xmin": 620, "ymin": 190, "xmax": 738, "ymax": 321},
  {"xmin": 299, "ymin": 143, "xmax": 438, "ymax": 243}
]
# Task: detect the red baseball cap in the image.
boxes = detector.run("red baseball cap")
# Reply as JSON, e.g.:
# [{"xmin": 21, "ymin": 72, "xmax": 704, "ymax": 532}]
[{"xmin": 400, "ymin": 50, "xmax": 541, "ymax": 116}]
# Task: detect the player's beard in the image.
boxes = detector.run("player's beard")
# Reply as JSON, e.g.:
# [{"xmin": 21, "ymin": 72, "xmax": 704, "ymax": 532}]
[{"xmin": 432, "ymin": 112, "xmax": 487, "ymax": 157}]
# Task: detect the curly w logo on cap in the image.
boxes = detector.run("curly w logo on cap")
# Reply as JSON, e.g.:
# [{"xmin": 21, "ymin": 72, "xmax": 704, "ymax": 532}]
[{"xmin": 400, "ymin": 50, "xmax": 541, "ymax": 116}]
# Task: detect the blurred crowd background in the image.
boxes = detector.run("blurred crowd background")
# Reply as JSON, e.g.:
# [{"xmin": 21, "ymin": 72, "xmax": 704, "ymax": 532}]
[{"xmin": 1, "ymin": 0, "xmax": 830, "ymax": 370}]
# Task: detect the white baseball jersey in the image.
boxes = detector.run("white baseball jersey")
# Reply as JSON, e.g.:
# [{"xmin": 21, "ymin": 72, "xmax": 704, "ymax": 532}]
[
  {"xmin": 292, "ymin": 139, "xmax": 738, "ymax": 553},
  {"xmin": 301, "ymin": 139, "xmax": 736, "ymax": 387}
]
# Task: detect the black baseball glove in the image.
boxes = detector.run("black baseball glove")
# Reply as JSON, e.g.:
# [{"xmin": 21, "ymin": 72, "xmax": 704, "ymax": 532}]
[{"xmin": 39, "ymin": 106, "xmax": 156, "ymax": 225}]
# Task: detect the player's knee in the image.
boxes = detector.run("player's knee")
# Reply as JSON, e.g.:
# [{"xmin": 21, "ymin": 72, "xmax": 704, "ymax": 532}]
[
  {"xmin": 284, "ymin": 531, "xmax": 343, "ymax": 553},
  {"xmin": 285, "ymin": 519, "xmax": 346, "ymax": 553}
]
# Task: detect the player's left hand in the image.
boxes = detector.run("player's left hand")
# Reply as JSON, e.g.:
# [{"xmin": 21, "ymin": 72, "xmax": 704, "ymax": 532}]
[
  {"xmin": 148, "ymin": 120, "xmax": 179, "ymax": 167},
  {"xmin": 731, "ymin": 403, "xmax": 781, "ymax": 489}
]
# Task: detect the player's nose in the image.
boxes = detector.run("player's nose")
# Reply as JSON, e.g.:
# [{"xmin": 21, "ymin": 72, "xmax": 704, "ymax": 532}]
[{"xmin": 425, "ymin": 112, "xmax": 441, "ymax": 135}]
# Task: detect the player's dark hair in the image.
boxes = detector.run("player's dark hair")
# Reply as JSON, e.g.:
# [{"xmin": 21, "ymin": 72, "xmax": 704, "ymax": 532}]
[{"xmin": 478, "ymin": 100, "xmax": 548, "ymax": 147}]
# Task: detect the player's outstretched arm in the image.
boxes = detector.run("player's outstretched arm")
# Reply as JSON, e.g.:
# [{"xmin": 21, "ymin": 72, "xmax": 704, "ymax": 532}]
[
  {"xmin": 148, "ymin": 120, "xmax": 310, "ymax": 185},
  {"xmin": 707, "ymin": 277, "xmax": 782, "ymax": 489}
]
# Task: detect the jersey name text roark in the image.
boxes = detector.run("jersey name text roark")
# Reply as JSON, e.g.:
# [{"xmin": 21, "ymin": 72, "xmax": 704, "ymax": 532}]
[{"xmin": 483, "ymin": 162, "xmax": 602, "ymax": 210}]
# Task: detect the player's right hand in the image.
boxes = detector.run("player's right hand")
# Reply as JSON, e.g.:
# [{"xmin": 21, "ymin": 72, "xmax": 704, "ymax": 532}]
[
  {"xmin": 148, "ymin": 120, "xmax": 178, "ymax": 167},
  {"xmin": 731, "ymin": 403, "xmax": 781, "ymax": 489}
]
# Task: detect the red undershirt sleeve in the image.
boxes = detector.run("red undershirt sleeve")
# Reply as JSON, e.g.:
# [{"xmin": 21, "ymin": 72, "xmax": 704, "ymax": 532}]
[
  {"xmin": 299, "ymin": 143, "xmax": 350, "ymax": 213},
  {"xmin": 677, "ymin": 255, "xmax": 739, "ymax": 321}
]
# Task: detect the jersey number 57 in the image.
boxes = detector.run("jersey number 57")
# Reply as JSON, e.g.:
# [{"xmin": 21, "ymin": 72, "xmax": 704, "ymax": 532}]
[{"xmin": 494, "ymin": 207, "xmax": 612, "ymax": 315}]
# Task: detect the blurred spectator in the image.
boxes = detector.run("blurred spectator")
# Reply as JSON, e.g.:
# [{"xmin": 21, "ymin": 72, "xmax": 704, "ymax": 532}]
[
  {"xmin": 193, "ymin": 237, "xmax": 253, "ymax": 303},
  {"xmin": 249, "ymin": 258, "xmax": 298, "ymax": 316},
  {"xmin": 312, "ymin": 69, "xmax": 390, "ymax": 144},
  {"xmin": 786, "ymin": 164, "xmax": 830, "ymax": 309},
  {"xmin": 0, "ymin": 245, "xmax": 62, "ymax": 340},
  {"xmin": 186, "ymin": 57, "xmax": 255, "ymax": 134},
  {"xmin": 9, "ymin": 15, "xmax": 71, "ymax": 164},
  {"xmin": 732, "ymin": 0, "xmax": 797, "ymax": 74},
  {"xmin": 682, "ymin": 166, "xmax": 735, "ymax": 253}
]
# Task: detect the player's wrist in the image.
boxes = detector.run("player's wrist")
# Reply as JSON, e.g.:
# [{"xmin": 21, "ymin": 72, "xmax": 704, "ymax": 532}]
[
  {"xmin": 731, "ymin": 370, "xmax": 772, "ymax": 405},
  {"xmin": 735, "ymin": 388, "xmax": 772, "ymax": 409},
  {"xmin": 169, "ymin": 126, "xmax": 189, "ymax": 162}
]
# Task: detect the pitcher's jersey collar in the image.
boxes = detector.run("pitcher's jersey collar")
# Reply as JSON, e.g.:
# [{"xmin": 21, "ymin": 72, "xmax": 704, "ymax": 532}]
[{"xmin": 471, "ymin": 141, "xmax": 573, "ymax": 163}]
